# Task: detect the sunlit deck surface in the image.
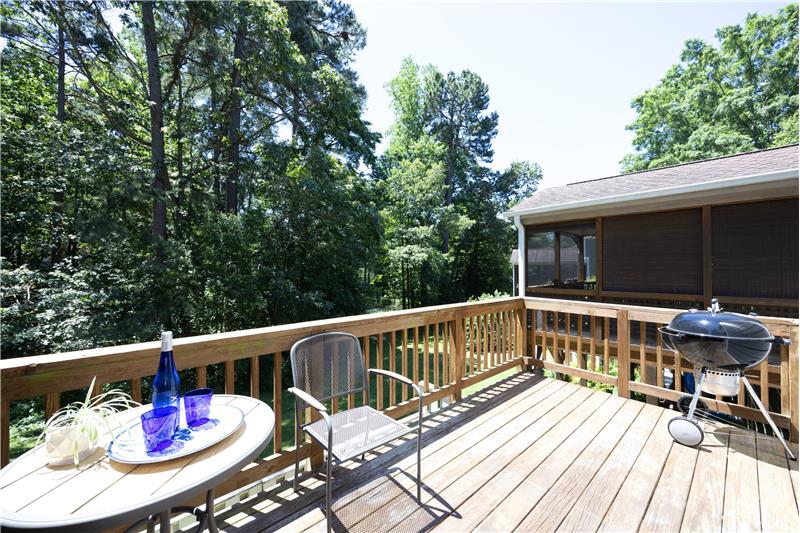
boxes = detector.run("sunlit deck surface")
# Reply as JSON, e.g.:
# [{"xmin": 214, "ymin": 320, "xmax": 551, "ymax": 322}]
[{"xmin": 208, "ymin": 373, "xmax": 799, "ymax": 533}]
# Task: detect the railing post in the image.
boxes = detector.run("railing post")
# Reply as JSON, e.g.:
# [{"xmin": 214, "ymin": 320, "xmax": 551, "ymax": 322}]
[
  {"xmin": 1, "ymin": 400, "xmax": 8, "ymax": 467},
  {"xmin": 453, "ymin": 311, "xmax": 466, "ymax": 402},
  {"xmin": 517, "ymin": 302, "xmax": 526, "ymax": 359},
  {"xmin": 790, "ymin": 324, "xmax": 799, "ymax": 443},
  {"xmin": 616, "ymin": 309, "xmax": 630, "ymax": 398}
]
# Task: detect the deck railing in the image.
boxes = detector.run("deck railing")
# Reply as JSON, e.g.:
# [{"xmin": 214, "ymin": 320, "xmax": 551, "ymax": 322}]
[
  {"xmin": 1, "ymin": 295, "xmax": 797, "ymax": 502},
  {"xmin": 0, "ymin": 297, "xmax": 526, "ymax": 500},
  {"xmin": 522, "ymin": 297, "xmax": 799, "ymax": 443}
]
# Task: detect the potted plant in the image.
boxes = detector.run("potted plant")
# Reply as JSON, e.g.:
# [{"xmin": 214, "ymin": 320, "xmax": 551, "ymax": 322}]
[{"xmin": 39, "ymin": 377, "xmax": 139, "ymax": 466}]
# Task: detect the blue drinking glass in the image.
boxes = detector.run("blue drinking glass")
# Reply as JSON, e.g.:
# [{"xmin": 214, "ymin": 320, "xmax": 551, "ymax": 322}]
[
  {"xmin": 141, "ymin": 406, "xmax": 178, "ymax": 454},
  {"xmin": 183, "ymin": 388, "xmax": 213, "ymax": 428}
]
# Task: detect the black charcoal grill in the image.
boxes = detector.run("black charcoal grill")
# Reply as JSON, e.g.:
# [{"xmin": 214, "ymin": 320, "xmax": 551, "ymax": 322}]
[{"xmin": 659, "ymin": 299, "xmax": 795, "ymax": 460}]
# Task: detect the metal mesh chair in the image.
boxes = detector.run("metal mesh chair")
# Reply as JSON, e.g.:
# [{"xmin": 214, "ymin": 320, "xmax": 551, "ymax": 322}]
[{"xmin": 288, "ymin": 332, "xmax": 423, "ymax": 533}]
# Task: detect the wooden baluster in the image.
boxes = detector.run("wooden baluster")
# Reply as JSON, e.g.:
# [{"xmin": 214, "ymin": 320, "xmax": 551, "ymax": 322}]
[
  {"xmin": 496, "ymin": 311, "xmax": 502, "ymax": 366},
  {"xmin": 470, "ymin": 315, "xmax": 481, "ymax": 375},
  {"xmin": 788, "ymin": 325, "xmax": 798, "ymax": 442},
  {"xmin": 505, "ymin": 310, "xmax": 512, "ymax": 361},
  {"xmin": 565, "ymin": 313, "xmax": 572, "ymax": 368},
  {"xmin": 675, "ymin": 348, "xmax": 683, "ymax": 394},
  {"xmin": 413, "ymin": 326, "xmax": 420, "ymax": 395},
  {"xmin": 442, "ymin": 321, "xmax": 449, "ymax": 385},
  {"xmin": 454, "ymin": 316, "xmax": 465, "ymax": 401},
  {"xmin": 45, "ymin": 393, "xmax": 60, "ymax": 421},
  {"xmin": 541, "ymin": 311, "xmax": 548, "ymax": 364},
  {"xmin": 377, "ymin": 333, "xmax": 384, "ymax": 410},
  {"xmin": 780, "ymin": 343, "xmax": 789, "ymax": 415},
  {"xmin": 389, "ymin": 331, "xmax": 396, "ymax": 406},
  {"xmin": 589, "ymin": 316, "xmax": 596, "ymax": 372},
  {"xmin": 348, "ymin": 337, "xmax": 356, "ymax": 409},
  {"xmin": 489, "ymin": 313, "xmax": 495, "ymax": 368},
  {"xmin": 760, "ymin": 359, "xmax": 769, "ymax": 408},
  {"xmin": 433, "ymin": 323, "xmax": 440, "ymax": 389},
  {"xmin": 196, "ymin": 366, "xmax": 207, "ymax": 389},
  {"xmin": 273, "ymin": 353, "xmax": 282, "ymax": 452},
  {"xmin": 603, "ymin": 316, "xmax": 610, "ymax": 374},
  {"xmin": 466, "ymin": 317, "xmax": 473, "ymax": 377},
  {"xmin": 443, "ymin": 322, "xmax": 450, "ymax": 385},
  {"xmin": 617, "ymin": 310, "xmax": 630, "ymax": 398},
  {"xmin": 1, "ymin": 400, "xmax": 9, "ymax": 467},
  {"xmin": 738, "ymin": 377, "xmax": 745, "ymax": 406},
  {"xmin": 331, "ymin": 343, "xmax": 339, "ymax": 415},
  {"xmin": 530, "ymin": 310, "xmax": 537, "ymax": 362},
  {"xmin": 361, "ymin": 336, "xmax": 369, "ymax": 406},
  {"xmin": 92, "ymin": 380, "xmax": 102, "ymax": 398},
  {"xmin": 131, "ymin": 378, "xmax": 142, "ymax": 404},
  {"xmin": 639, "ymin": 321, "xmax": 646, "ymax": 385},
  {"xmin": 656, "ymin": 326, "xmax": 664, "ymax": 388},
  {"xmin": 423, "ymin": 325, "xmax": 430, "ymax": 393},
  {"xmin": 485, "ymin": 314, "xmax": 490, "ymax": 364},
  {"xmin": 447, "ymin": 318, "xmax": 456, "ymax": 382},
  {"xmin": 250, "ymin": 356, "xmax": 260, "ymax": 399},
  {"xmin": 577, "ymin": 316, "xmax": 585, "ymax": 385},
  {"xmin": 401, "ymin": 328, "xmax": 408, "ymax": 402},
  {"xmin": 225, "ymin": 360, "xmax": 235, "ymax": 394},
  {"xmin": 506, "ymin": 310, "xmax": 512, "ymax": 362},
  {"xmin": 552, "ymin": 312, "xmax": 559, "ymax": 365}
]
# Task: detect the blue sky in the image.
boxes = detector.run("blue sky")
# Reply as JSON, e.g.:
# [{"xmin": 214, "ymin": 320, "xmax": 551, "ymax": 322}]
[{"xmin": 349, "ymin": 1, "xmax": 793, "ymax": 189}]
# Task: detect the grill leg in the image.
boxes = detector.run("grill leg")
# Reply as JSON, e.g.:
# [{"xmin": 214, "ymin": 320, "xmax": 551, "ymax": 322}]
[
  {"xmin": 686, "ymin": 370, "xmax": 706, "ymax": 420},
  {"xmin": 741, "ymin": 375, "xmax": 797, "ymax": 461}
]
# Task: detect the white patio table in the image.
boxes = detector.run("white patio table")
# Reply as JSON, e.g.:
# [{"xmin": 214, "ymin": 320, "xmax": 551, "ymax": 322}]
[{"xmin": 0, "ymin": 394, "xmax": 274, "ymax": 533}]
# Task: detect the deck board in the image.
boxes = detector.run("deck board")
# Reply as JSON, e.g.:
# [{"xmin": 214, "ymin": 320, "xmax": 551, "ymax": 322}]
[{"xmin": 204, "ymin": 373, "xmax": 799, "ymax": 533}]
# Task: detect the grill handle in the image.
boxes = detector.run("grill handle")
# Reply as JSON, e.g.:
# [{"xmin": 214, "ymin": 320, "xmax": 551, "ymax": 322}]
[{"xmin": 771, "ymin": 336, "xmax": 791, "ymax": 346}]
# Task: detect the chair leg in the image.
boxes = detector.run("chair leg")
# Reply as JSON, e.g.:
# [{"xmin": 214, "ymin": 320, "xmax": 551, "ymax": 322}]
[
  {"xmin": 326, "ymin": 451, "xmax": 332, "ymax": 533},
  {"xmin": 294, "ymin": 422, "xmax": 301, "ymax": 492},
  {"xmin": 417, "ymin": 424, "xmax": 422, "ymax": 501}
]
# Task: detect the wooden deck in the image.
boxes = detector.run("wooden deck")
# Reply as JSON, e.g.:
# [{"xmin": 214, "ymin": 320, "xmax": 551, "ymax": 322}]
[{"xmin": 204, "ymin": 373, "xmax": 798, "ymax": 532}]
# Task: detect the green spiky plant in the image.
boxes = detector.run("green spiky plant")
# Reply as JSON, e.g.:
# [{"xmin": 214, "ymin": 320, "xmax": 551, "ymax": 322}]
[{"xmin": 38, "ymin": 376, "xmax": 140, "ymax": 465}]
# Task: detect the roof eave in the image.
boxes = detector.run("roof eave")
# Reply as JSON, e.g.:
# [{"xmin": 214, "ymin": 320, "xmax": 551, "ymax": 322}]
[{"xmin": 503, "ymin": 168, "xmax": 799, "ymax": 220}]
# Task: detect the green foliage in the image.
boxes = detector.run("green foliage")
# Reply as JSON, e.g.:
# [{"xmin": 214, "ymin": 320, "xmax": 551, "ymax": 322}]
[
  {"xmin": 376, "ymin": 57, "xmax": 541, "ymax": 309},
  {"xmin": 623, "ymin": 4, "xmax": 799, "ymax": 170}
]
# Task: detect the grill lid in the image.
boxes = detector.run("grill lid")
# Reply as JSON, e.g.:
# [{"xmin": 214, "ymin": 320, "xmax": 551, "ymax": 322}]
[{"xmin": 664, "ymin": 299, "xmax": 773, "ymax": 341}]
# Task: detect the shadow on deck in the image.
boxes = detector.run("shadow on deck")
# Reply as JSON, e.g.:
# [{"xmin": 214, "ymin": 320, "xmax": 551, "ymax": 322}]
[{"xmin": 208, "ymin": 372, "xmax": 799, "ymax": 533}]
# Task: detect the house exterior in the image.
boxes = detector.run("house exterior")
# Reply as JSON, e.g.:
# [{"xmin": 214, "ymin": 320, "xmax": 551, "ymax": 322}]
[{"xmin": 505, "ymin": 145, "xmax": 799, "ymax": 318}]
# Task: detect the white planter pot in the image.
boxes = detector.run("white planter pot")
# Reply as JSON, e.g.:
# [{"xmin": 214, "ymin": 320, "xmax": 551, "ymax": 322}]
[{"xmin": 44, "ymin": 425, "xmax": 98, "ymax": 466}]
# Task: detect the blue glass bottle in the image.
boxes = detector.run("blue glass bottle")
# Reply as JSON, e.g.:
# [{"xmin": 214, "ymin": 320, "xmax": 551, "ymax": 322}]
[{"xmin": 153, "ymin": 331, "xmax": 180, "ymax": 431}]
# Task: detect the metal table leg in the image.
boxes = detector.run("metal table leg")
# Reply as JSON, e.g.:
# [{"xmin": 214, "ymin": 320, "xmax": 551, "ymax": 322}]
[
  {"xmin": 158, "ymin": 510, "xmax": 170, "ymax": 533},
  {"xmin": 125, "ymin": 488, "xmax": 217, "ymax": 533}
]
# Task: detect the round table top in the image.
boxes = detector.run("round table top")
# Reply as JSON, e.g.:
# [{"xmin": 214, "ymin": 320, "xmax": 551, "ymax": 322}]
[{"xmin": 0, "ymin": 395, "xmax": 274, "ymax": 531}]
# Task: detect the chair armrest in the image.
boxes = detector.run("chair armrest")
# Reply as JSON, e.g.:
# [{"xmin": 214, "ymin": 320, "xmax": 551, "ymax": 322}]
[
  {"xmin": 368, "ymin": 368, "xmax": 423, "ymax": 397},
  {"xmin": 288, "ymin": 387, "xmax": 327, "ymax": 413}
]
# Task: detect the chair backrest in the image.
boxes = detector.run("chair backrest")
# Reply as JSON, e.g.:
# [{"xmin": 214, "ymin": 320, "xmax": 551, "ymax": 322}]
[{"xmin": 289, "ymin": 332, "xmax": 366, "ymax": 404}]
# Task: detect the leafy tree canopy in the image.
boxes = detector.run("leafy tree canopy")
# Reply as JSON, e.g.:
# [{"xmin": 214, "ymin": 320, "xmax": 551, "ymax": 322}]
[{"xmin": 622, "ymin": 3, "xmax": 798, "ymax": 171}]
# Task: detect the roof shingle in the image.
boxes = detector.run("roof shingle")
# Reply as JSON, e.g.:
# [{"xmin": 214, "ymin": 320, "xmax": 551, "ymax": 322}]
[{"xmin": 508, "ymin": 145, "xmax": 799, "ymax": 214}]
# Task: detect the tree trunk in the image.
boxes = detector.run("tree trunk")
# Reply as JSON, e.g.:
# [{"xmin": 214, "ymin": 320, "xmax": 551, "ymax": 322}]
[
  {"xmin": 442, "ymin": 142, "xmax": 455, "ymax": 253},
  {"xmin": 226, "ymin": 17, "xmax": 245, "ymax": 213},
  {"xmin": 51, "ymin": 8, "xmax": 66, "ymax": 265},
  {"xmin": 141, "ymin": 1, "xmax": 169, "ymax": 241}
]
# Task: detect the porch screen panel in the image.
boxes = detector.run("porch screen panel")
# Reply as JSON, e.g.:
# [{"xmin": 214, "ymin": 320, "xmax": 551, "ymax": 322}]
[
  {"xmin": 712, "ymin": 199, "xmax": 799, "ymax": 299},
  {"xmin": 602, "ymin": 209, "xmax": 702, "ymax": 294}
]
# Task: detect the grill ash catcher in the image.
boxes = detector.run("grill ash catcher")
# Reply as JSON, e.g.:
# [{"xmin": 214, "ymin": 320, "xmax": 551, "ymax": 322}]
[{"xmin": 659, "ymin": 299, "xmax": 796, "ymax": 461}]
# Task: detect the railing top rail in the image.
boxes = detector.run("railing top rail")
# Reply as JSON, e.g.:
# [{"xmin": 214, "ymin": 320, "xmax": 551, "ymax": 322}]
[
  {"xmin": 0, "ymin": 297, "xmax": 523, "ymax": 401},
  {"xmin": 523, "ymin": 296, "xmax": 799, "ymax": 330}
]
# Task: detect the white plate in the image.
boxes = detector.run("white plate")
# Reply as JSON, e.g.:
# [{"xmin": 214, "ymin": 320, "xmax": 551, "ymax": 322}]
[{"xmin": 107, "ymin": 404, "xmax": 244, "ymax": 464}]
